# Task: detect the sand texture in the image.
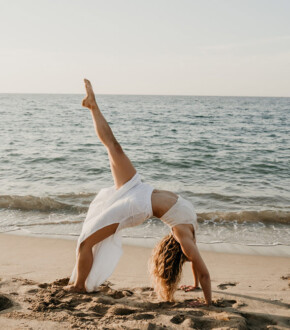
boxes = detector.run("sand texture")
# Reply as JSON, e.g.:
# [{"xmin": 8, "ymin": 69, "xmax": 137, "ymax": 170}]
[{"xmin": 0, "ymin": 234, "xmax": 289, "ymax": 329}]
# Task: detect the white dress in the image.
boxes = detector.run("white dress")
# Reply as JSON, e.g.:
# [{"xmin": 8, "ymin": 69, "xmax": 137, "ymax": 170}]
[{"xmin": 69, "ymin": 172, "xmax": 154, "ymax": 292}]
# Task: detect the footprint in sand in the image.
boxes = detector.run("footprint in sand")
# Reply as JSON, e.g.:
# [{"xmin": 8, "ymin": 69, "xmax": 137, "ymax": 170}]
[
  {"xmin": 217, "ymin": 282, "xmax": 238, "ymax": 290},
  {"xmin": 170, "ymin": 314, "xmax": 186, "ymax": 324},
  {"xmin": 38, "ymin": 283, "xmax": 49, "ymax": 289},
  {"xmin": 94, "ymin": 297, "xmax": 114, "ymax": 305},
  {"xmin": 185, "ymin": 310, "xmax": 205, "ymax": 317},
  {"xmin": 108, "ymin": 289, "xmax": 125, "ymax": 299},
  {"xmin": 142, "ymin": 301, "xmax": 174, "ymax": 310},
  {"xmin": 213, "ymin": 298, "xmax": 237, "ymax": 307},
  {"xmin": 26, "ymin": 288, "xmax": 39, "ymax": 294},
  {"xmin": 58, "ymin": 296, "xmax": 90, "ymax": 311},
  {"xmin": 108, "ymin": 289, "xmax": 134, "ymax": 299},
  {"xmin": 88, "ymin": 303, "xmax": 109, "ymax": 316},
  {"xmin": 110, "ymin": 306, "xmax": 138, "ymax": 316},
  {"xmin": 97, "ymin": 284, "xmax": 111, "ymax": 294},
  {"xmin": 52, "ymin": 277, "xmax": 70, "ymax": 286},
  {"xmin": 0, "ymin": 294, "xmax": 13, "ymax": 311},
  {"xmin": 37, "ymin": 277, "xmax": 69, "ymax": 289},
  {"xmin": 241, "ymin": 312, "xmax": 282, "ymax": 329},
  {"xmin": 171, "ymin": 314, "xmax": 210, "ymax": 329},
  {"xmin": 133, "ymin": 313, "xmax": 155, "ymax": 320},
  {"xmin": 73, "ymin": 311, "xmax": 88, "ymax": 318}
]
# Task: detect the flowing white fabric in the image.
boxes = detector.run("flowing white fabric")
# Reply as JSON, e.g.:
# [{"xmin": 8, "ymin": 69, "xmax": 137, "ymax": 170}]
[{"xmin": 69, "ymin": 173, "xmax": 154, "ymax": 292}]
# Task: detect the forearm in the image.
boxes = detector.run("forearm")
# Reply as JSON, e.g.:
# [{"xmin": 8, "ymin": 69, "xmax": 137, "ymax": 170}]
[
  {"xmin": 199, "ymin": 273, "xmax": 212, "ymax": 305},
  {"xmin": 175, "ymin": 230, "xmax": 212, "ymax": 305},
  {"xmin": 191, "ymin": 262, "xmax": 199, "ymax": 287}
]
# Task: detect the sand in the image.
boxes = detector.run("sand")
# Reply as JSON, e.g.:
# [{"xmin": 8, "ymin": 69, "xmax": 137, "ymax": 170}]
[{"xmin": 0, "ymin": 234, "xmax": 289, "ymax": 329}]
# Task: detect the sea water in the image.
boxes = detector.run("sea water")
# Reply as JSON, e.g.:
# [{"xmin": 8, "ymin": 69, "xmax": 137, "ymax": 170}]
[{"xmin": 0, "ymin": 94, "xmax": 289, "ymax": 250}]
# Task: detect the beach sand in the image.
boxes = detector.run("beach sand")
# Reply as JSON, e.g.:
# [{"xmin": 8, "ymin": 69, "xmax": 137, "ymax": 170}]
[{"xmin": 0, "ymin": 234, "xmax": 289, "ymax": 329}]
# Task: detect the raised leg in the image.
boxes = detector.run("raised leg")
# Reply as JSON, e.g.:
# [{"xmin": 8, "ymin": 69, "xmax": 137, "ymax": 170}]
[
  {"xmin": 64, "ymin": 79, "xmax": 137, "ymax": 293},
  {"xmin": 82, "ymin": 79, "xmax": 136, "ymax": 189},
  {"xmin": 64, "ymin": 223, "xmax": 119, "ymax": 292}
]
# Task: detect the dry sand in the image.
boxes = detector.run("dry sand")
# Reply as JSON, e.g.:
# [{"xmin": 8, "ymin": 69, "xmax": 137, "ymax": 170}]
[{"xmin": 0, "ymin": 233, "xmax": 289, "ymax": 329}]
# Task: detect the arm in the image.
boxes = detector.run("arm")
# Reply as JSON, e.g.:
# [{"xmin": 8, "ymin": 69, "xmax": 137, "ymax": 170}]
[
  {"xmin": 174, "ymin": 225, "xmax": 211, "ymax": 306},
  {"xmin": 191, "ymin": 261, "xmax": 200, "ymax": 288},
  {"xmin": 179, "ymin": 237, "xmax": 212, "ymax": 305},
  {"xmin": 172, "ymin": 225, "xmax": 212, "ymax": 305}
]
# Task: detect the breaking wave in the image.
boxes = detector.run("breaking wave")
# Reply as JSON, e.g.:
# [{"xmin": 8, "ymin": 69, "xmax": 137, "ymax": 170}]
[
  {"xmin": 0, "ymin": 195, "xmax": 88, "ymax": 213},
  {"xmin": 0, "ymin": 194, "xmax": 289, "ymax": 224},
  {"xmin": 198, "ymin": 210, "xmax": 290, "ymax": 225}
]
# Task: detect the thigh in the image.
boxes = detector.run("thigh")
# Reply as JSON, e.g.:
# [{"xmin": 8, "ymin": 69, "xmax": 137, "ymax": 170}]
[
  {"xmin": 107, "ymin": 143, "xmax": 137, "ymax": 189},
  {"xmin": 80, "ymin": 223, "xmax": 119, "ymax": 249}
]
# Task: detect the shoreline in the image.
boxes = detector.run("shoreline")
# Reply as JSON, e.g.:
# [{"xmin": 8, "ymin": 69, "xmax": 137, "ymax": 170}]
[
  {"xmin": 1, "ymin": 232, "xmax": 289, "ymax": 286},
  {"xmin": 0, "ymin": 233, "xmax": 289, "ymax": 328},
  {"xmin": 3, "ymin": 230, "xmax": 290, "ymax": 257}
]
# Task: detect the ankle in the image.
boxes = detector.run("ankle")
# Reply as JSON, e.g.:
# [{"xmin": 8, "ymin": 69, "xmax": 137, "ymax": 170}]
[
  {"xmin": 74, "ymin": 283, "xmax": 86, "ymax": 290},
  {"xmin": 90, "ymin": 104, "xmax": 99, "ymax": 111}
]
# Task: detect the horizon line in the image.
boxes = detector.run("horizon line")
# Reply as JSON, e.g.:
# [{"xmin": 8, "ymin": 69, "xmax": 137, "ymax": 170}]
[{"xmin": 0, "ymin": 92, "xmax": 289, "ymax": 98}]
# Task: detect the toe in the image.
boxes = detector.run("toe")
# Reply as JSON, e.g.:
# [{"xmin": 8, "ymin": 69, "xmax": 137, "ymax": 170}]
[{"xmin": 84, "ymin": 79, "xmax": 91, "ymax": 87}]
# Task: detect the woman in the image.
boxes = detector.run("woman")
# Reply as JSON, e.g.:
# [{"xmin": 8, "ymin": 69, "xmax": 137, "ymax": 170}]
[{"xmin": 64, "ymin": 79, "xmax": 211, "ymax": 306}]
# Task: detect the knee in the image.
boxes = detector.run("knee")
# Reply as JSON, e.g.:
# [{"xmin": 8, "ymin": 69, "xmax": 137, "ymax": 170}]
[
  {"xmin": 79, "ymin": 239, "xmax": 92, "ymax": 251},
  {"xmin": 111, "ymin": 141, "xmax": 123, "ymax": 155}
]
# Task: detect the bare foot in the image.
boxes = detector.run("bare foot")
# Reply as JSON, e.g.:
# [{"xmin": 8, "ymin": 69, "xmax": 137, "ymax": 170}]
[
  {"xmin": 63, "ymin": 284, "xmax": 87, "ymax": 293},
  {"xmin": 82, "ymin": 79, "xmax": 97, "ymax": 110}
]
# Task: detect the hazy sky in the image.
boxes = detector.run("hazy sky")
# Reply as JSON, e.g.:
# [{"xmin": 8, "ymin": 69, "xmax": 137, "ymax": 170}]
[{"xmin": 0, "ymin": 0, "xmax": 289, "ymax": 96}]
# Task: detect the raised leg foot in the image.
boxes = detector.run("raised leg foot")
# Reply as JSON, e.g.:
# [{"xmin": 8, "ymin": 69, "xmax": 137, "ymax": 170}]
[{"xmin": 82, "ymin": 79, "xmax": 97, "ymax": 110}]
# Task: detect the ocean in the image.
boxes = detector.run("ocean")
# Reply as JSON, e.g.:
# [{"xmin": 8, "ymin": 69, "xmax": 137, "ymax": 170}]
[{"xmin": 0, "ymin": 94, "xmax": 289, "ymax": 250}]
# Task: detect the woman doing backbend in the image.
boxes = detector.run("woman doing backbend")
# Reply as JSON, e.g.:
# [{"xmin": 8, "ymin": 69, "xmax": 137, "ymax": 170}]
[{"xmin": 64, "ymin": 79, "xmax": 211, "ymax": 306}]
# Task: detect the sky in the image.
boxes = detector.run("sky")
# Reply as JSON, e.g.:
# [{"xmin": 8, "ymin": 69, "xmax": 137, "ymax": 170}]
[{"xmin": 0, "ymin": 0, "xmax": 290, "ymax": 96}]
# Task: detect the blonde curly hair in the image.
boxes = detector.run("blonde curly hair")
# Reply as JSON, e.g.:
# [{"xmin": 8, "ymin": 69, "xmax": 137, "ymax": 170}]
[{"xmin": 149, "ymin": 234, "xmax": 187, "ymax": 302}]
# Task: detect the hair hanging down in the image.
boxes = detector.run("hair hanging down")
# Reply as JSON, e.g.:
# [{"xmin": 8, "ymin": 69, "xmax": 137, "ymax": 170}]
[{"xmin": 149, "ymin": 234, "xmax": 187, "ymax": 302}]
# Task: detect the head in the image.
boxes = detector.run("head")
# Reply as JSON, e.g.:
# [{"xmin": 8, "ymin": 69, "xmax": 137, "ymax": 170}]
[{"xmin": 149, "ymin": 234, "xmax": 187, "ymax": 302}]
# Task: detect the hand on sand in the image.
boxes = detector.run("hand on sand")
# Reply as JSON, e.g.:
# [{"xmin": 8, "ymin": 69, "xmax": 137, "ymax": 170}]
[
  {"xmin": 180, "ymin": 285, "xmax": 201, "ymax": 292},
  {"xmin": 186, "ymin": 298, "xmax": 207, "ymax": 307}
]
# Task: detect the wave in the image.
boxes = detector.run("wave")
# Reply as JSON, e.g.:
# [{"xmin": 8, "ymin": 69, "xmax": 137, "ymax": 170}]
[
  {"xmin": 198, "ymin": 210, "xmax": 290, "ymax": 225},
  {"xmin": 0, "ymin": 194, "xmax": 289, "ymax": 224},
  {"xmin": 13, "ymin": 220, "xmax": 83, "ymax": 227},
  {"xmin": 188, "ymin": 191, "xmax": 290, "ymax": 205},
  {"xmin": 0, "ymin": 195, "xmax": 87, "ymax": 213}
]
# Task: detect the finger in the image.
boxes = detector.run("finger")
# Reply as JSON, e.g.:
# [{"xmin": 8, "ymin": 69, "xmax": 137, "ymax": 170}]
[{"xmin": 185, "ymin": 286, "xmax": 195, "ymax": 292}]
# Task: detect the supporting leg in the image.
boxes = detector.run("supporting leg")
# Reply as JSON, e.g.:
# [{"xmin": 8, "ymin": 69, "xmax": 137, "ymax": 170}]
[
  {"xmin": 64, "ymin": 223, "xmax": 119, "ymax": 293},
  {"xmin": 82, "ymin": 79, "xmax": 136, "ymax": 189}
]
